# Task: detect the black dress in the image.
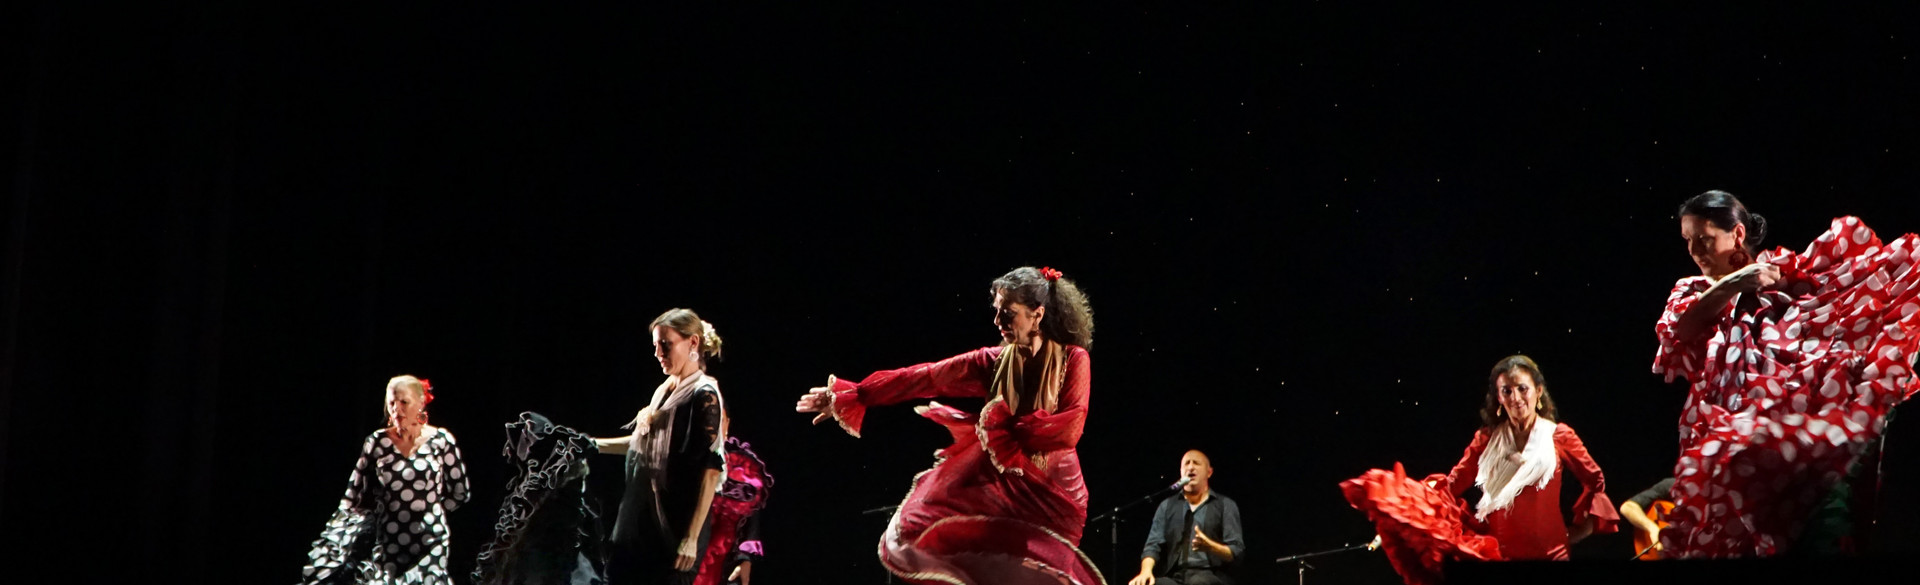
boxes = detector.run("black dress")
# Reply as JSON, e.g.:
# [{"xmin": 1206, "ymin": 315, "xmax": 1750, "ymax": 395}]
[
  {"xmin": 472, "ymin": 412, "xmax": 609, "ymax": 585},
  {"xmin": 608, "ymin": 382, "xmax": 725, "ymax": 585}
]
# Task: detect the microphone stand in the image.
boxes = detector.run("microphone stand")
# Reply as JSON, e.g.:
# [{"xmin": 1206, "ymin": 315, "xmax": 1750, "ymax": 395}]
[
  {"xmin": 1088, "ymin": 481, "xmax": 1185, "ymax": 580},
  {"xmin": 1272, "ymin": 542, "xmax": 1373, "ymax": 585}
]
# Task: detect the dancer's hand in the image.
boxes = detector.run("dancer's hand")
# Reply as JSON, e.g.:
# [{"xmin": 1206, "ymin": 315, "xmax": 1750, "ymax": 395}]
[
  {"xmin": 1568, "ymin": 517, "xmax": 1596, "ymax": 545},
  {"xmin": 796, "ymin": 376, "xmax": 837, "ymax": 425},
  {"xmin": 1720, "ymin": 262, "xmax": 1781, "ymax": 292},
  {"xmin": 1127, "ymin": 572, "xmax": 1156, "ymax": 585},
  {"xmin": 675, "ymin": 536, "xmax": 699, "ymax": 571},
  {"xmin": 728, "ymin": 561, "xmax": 752, "ymax": 585}
]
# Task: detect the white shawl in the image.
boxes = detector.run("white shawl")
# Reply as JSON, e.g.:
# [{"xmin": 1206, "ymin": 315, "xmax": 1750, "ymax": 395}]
[{"xmin": 1473, "ymin": 419, "xmax": 1559, "ymax": 521}]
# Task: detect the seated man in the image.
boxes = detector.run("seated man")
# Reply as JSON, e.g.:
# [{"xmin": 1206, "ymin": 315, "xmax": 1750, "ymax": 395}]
[
  {"xmin": 1619, "ymin": 477, "xmax": 1676, "ymax": 559},
  {"xmin": 1129, "ymin": 450, "xmax": 1244, "ymax": 585}
]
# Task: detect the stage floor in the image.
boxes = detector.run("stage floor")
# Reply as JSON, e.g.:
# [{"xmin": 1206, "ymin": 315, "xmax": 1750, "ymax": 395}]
[{"xmin": 1446, "ymin": 557, "xmax": 1905, "ymax": 584}]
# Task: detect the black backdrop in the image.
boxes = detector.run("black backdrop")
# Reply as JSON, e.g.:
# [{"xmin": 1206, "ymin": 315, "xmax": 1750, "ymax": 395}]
[{"xmin": 4, "ymin": 3, "xmax": 1919, "ymax": 584}]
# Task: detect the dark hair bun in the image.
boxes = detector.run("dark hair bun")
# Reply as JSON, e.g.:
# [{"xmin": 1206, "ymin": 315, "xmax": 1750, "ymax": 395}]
[
  {"xmin": 1744, "ymin": 212, "xmax": 1769, "ymax": 253},
  {"xmin": 1678, "ymin": 190, "xmax": 1765, "ymax": 254}
]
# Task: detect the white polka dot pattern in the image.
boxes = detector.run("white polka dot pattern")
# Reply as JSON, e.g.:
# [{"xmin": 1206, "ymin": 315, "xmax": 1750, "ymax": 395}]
[
  {"xmin": 298, "ymin": 427, "xmax": 472, "ymax": 584},
  {"xmin": 1652, "ymin": 216, "xmax": 1920, "ymax": 558}
]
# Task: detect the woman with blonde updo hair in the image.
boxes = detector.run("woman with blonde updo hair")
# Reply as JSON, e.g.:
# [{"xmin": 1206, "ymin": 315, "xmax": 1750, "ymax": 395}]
[
  {"xmin": 299, "ymin": 375, "xmax": 471, "ymax": 585},
  {"xmin": 594, "ymin": 309, "xmax": 729, "ymax": 585},
  {"xmin": 796, "ymin": 266, "xmax": 1100, "ymax": 585}
]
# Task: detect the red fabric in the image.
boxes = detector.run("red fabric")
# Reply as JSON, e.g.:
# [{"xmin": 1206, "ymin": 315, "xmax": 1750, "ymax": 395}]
[
  {"xmin": 1651, "ymin": 216, "xmax": 1920, "ymax": 557},
  {"xmin": 1434, "ymin": 425, "xmax": 1619, "ymax": 561},
  {"xmin": 1345, "ymin": 425, "xmax": 1617, "ymax": 584},
  {"xmin": 831, "ymin": 346, "xmax": 1102, "ymax": 585},
  {"xmin": 695, "ymin": 449, "xmax": 770, "ymax": 585},
  {"xmin": 1342, "ymin": 464, "xmax": 1501, "ymax": 585}
]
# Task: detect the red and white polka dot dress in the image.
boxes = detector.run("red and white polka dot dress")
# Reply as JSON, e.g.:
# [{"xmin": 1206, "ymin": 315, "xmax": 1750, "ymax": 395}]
[{"xmin": 1652, "ymin": 216, "xmax": 1920, "ymax": 557}]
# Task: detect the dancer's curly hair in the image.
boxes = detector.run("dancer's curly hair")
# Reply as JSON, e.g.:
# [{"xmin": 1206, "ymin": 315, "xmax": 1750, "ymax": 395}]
[{"xmin": 991, "ymin": 266, "xmax": 1094, "ymax": 349}]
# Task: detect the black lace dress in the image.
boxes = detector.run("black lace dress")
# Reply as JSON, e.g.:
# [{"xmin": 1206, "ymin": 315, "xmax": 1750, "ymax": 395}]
[{"xmin": 609, "ymin": 383, "xmax": 725, "ymax": 585}]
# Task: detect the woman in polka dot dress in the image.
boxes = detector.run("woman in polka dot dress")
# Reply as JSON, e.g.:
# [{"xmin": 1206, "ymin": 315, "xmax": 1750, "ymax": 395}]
[
  {"xmin": 1654, "ymin": 191, "xmax": 1920, "ymax": 557},
  {"xmin": 299, "ymin": 375, "xmax": 472, "ymax": 585}
]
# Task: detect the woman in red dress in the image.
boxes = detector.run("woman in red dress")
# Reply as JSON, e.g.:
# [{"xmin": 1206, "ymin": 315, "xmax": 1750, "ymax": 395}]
[
  {"xmin": 1342, "ymin": 356, "xmax": 1618, "ymax": 585},
  {"xmin": 1652, "ymin": 191, "xmax": 1920, "ymax": 557},
  {"xmin": 794, "ymin": 266, "xmax": 1102, "ymax": 585}
]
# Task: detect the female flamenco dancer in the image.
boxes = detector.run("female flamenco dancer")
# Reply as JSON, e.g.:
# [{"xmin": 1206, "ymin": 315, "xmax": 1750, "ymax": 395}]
[
  {"xmin": 300, "ymin": 375, "xmax": 472, "ymax": 585},
  {"xmin": 1342, "ymin": 356, "xmax": 1617, "ymax": 585},
  {"xmin": 693, "ymin": 436, "xmax": 773, "ymax": 585},
  {"xmin": 592, "ymin": 309, "xmax": 729, "ymax": 585},
  {"xmin": 1652, "ymin": 191, "xmax": 1920, "ymax": 557},
  {"xmin": 794, "ymin": 266, "xmax": 1103, "ymax": 585}
]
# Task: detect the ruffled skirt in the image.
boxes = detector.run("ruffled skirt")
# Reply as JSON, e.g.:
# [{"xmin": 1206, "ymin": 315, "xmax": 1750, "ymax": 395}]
[
  {"xmin": 876, "ymin": 403, "xmax": 1104, "ymax": 585},
  {"xmin": 1667, "ymin": 218, "xmax": 1920, "ymax": 557},
  {"xmin": 1341, "ymin": 464, "xmax": 1501, "ymax": 585}
]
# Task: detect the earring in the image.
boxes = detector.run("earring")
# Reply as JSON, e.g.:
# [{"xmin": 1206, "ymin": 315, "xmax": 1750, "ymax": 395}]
[{"xmin": 1497, "ymin": 406, "xmax": 1504, "ymax": 417}]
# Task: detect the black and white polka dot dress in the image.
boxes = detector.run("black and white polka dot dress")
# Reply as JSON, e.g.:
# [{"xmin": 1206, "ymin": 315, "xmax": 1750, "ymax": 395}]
[{"xmin": 300, "ymin": 427, "xmax": 471, "ymax": 585}]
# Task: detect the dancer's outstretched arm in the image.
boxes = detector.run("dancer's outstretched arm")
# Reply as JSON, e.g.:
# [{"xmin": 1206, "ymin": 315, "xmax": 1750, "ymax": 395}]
[{"xmin": 797, "ymin": 347, "xmax": 999, "ymax": 434}]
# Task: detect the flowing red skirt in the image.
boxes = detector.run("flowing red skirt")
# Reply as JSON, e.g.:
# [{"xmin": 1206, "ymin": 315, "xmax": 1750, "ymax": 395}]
[
  {"xmin": 1656, "ymin": 217, "xmax": 1920, "ymax": 557},
  {"xmin": 877, "ymin": 403, "xmax": 1104, "ymax": 585},
  {"xmin": 1342, "ymin": 464, "xmax": 1501, "ymax": 585}
]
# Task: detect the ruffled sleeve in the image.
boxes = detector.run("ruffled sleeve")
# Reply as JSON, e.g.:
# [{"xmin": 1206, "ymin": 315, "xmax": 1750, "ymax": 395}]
[
  {"xmin": 827, "ymin": 346, "xmax": 1001, "ymax": 437},
  {"xmin": 1554, "ymin": 424, "xmax": 1619, "ymax": 534},
  {"xmin": 1652, "ymin": 277, "xmax": 1715, "ymax": 383},
  {"xmin": 979, "ymin": 346, "xmax": 1090, "ymax": 476}
]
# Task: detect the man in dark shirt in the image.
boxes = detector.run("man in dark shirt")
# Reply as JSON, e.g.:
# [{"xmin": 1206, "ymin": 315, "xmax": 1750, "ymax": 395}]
[
  {"xmin": 1620, "ymin": 477, "xmax": 1676, "ymax": 559},
  {"xmin": 1129, "ymin": 450, "xmax": 1244, "ymax": 585}
]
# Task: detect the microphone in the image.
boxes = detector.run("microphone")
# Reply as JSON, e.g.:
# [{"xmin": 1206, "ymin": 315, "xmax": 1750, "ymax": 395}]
[{"xmin": 1169, "ymin": 476, "xmax": 1194, "ymax": 491}]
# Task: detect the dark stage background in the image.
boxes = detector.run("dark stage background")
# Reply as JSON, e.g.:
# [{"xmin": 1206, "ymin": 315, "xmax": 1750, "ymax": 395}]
[{"xmin": 4, "ymin": 3, "xmax": 1920, "ymax": 584}]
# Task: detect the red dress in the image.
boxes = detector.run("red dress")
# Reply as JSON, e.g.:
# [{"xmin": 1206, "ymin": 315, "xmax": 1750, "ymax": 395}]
[
  {"xmin": 1342, "ymin": 423, "xmax": 1617, "ymax": 585},
  {"xmin": 694, "ymin": 438, "xmax": 770, "ymax": 585},
  {"xmin": 827, "ymin": 345, "xmax": 1103, "ymax": 585},
  {"xmin": 1652, "ymin": 216, "xmax": 1920, "ymax": 557}
]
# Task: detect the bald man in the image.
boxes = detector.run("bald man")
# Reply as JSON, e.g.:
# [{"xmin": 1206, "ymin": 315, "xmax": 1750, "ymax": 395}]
[{"xmin": 1130, "ymin": 450, "xmax": 1244, "ymax": 585}]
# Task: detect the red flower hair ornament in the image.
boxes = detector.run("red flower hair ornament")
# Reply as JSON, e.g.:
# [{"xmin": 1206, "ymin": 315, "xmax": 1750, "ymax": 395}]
[
  {"xmin": 419, "ymin": 378, "xmax": 435, "ymax": 406},
  {"xmin": 1039, "ymin": 267, "xmax": 1063, "ymax": 281}
]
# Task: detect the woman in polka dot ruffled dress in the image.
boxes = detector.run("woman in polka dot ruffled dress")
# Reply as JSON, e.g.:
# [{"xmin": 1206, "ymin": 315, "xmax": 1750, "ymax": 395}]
[
  {"xmin": 299, "ymin": 375, "xmax": 472, "ymax": 584},
  {"xmin": 1653, "ymin": 191, "xmax": 1920, "ymax": 557}
]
